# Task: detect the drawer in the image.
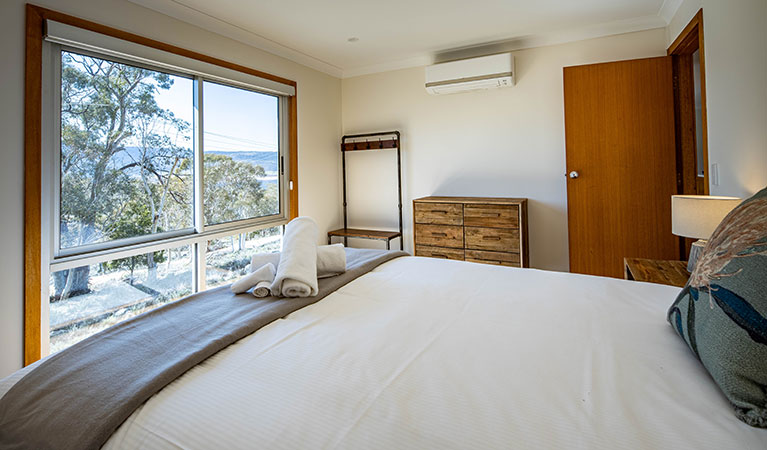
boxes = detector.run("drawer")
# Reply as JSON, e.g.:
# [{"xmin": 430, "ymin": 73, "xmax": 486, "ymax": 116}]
[
  {"xmin": 464, "ymin": 204, "xmax": 519, "ymax": 228},
  {"xmin": 414, "ymin": 202, "xmax": 463, "ymax": 225},
  {"xmin": 415, "ymin": 245, "xmax": 464, "ymax": 261},
  {"xmin": 465, "ymin": 226, "xmax": 520, "ymax": 252},
  {"xmin": 466, "ymin": 250, "xmax": 520, "ymax": 267},
  {"xmin": 414, "ymin": 224, "xmax": 464, "ymax": 248}
]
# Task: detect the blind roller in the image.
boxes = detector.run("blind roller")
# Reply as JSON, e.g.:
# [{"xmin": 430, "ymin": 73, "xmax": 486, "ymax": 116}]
[{"xmin": 44, "ymin": 20, "xmax": 296, "ymax": 97}]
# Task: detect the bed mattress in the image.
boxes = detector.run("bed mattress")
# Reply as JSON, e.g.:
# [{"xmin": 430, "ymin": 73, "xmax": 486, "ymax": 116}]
[{"xmin": 2, "ymin": 256, "xmax": 765, "ymax": 449}]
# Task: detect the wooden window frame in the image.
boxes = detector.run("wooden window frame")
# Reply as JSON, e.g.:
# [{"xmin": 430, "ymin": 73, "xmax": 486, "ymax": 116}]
[
  {"xmin": 668, "ymin": 8, "xmax": 709, "ymax": 196},
  {"xmin": 24, "ymin": 4, "xmax": 299, "ymax": 365}
]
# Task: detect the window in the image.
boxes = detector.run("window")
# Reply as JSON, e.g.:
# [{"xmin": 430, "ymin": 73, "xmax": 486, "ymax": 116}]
[
  {"xmin": 49, "ymin": 244, "xmax": 194, "ymax": 353},
  {"xmin": 59, "ymin": 51, "xmax": 195, "ymax": 252},
  {"xmin": 203, "ymin": 81, "xmax": 280, "ymax": 225},
  {"xmin": 36, "ymin": 19, "xmax": 296, "ymax": 357}
]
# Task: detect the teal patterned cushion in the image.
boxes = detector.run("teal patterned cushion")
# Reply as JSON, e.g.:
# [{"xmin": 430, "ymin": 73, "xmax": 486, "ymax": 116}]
[{"xmin": 668, "ymin": 186, "xmax": 767, "ymax": 428}]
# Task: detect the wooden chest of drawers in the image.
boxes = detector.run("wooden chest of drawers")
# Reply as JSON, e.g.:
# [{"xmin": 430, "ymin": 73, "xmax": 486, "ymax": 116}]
[{"xmin": 413, "ymin": 196, "xmax": 529, "ymax": 267}]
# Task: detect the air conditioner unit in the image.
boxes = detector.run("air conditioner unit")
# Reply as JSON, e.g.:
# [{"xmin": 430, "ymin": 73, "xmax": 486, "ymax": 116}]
[{"xmin": 425, "ymin": 53, "xmax": 514, "ymax": 95}]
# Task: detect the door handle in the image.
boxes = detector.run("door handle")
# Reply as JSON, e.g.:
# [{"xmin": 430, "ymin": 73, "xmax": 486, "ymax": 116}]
[{"xmin": 569, "ymin": 171, "xmax": 580, "ymax": 179}]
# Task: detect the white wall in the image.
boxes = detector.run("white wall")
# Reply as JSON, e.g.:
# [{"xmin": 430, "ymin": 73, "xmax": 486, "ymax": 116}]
[
  {"xmin": 666, "ymin": 0, "xmax": 703, "ymax": 46},
  {"xmin": 341, "ymin": 29, "xmax": 668, "ymax": 271},
  {"xmin": 668, "ymin": 0, "xmax": 767, "ymax": 198},
  {"xmin": 0, "ymin": 0, "xmax": 342, "ymax": 378}
]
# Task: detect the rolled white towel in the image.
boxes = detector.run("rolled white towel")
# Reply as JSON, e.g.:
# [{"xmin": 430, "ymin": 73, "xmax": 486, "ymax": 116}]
[
  {"xmin": 316, "ymin": 243, "xmax": 346, "ymax": 278},
  {"xmin": 250, "ymin": 252, "xmax": 280, "ymax": 272},
  {"xmin": 280, "ymin": 279, "xmax": 312, "ymax": 298},
  {"xmin": 250, "ymin": 244, "xmax": 346, "ymax": 278},
  {"xmin": 230, "ymin": 263, "xmax": 276, "ymax": 294},
  {"xmin": 270, "ymin": 217, "xmax": 319, "ymax": 297},
  {"xmin": 252, "ymin": 280, "xmax": 272, "ymax": 298}
]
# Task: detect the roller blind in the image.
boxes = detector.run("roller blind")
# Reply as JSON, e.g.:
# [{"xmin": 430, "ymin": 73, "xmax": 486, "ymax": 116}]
[{"xmin": 44, "ymin": 20, "xmax": 296, "ymax": 97}]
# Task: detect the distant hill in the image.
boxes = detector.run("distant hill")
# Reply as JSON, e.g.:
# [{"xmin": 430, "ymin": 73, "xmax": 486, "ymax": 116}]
[
  {"xmin": 207, "ymin": 150, "xmax": 279, "ymax": 174},
  {"xmin": 111, "ymin": 147, "xmax": 279, "ymax": 176}
]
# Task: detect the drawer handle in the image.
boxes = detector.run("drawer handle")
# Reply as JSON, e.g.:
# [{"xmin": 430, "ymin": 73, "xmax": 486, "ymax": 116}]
[
  {"xmin": 480, "ymin": 213, "xmax": 501, "ymax": 217},
  {"xmin": 432, "ymin": 210, "xmax": 448, "ymax": 214},
  {"xmin": 432, "ymin": 253, "xmax": 448, "ymax": 258},
  {"xmin": 482, "ymin": 236, "xmax": 501, "ymax": 241},
  {"xmin": 431, "ymin": 232, "xmax": 448, "ymax": 237}
]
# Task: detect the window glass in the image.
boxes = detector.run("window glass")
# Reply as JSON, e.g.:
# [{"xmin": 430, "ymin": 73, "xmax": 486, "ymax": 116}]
[
  {"xmin": 60, "ymin": 50, "xmax": 194, "ymax": 250},
  {"xmin": 203, "ymin": 81, "xmax": 280, "ymax": 225},
  {"xmin": 49, "ymin": 244, "xmax": 194, "ymax": 353},
  {"xmin": 44, "ymin": 44, "xmax": 290, "ymax": 357},
  {"xmin": 205, "ymin": 226, "xmax": 282, "ymax": 288},
  {"xmin": 692, "ymin": 49, "xmax": 705, "ymax": 177}
]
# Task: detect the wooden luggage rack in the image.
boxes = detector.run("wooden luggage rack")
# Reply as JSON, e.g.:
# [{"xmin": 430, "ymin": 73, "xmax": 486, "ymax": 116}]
[{"xmin": 327, "ymin": 131, "xmax": 403, "ymax": 250}]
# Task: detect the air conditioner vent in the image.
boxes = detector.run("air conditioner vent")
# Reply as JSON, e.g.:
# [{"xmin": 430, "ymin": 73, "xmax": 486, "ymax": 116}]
[{"xmin": 425, "ymin": 53, "xmax": 514, "ymax": 95}]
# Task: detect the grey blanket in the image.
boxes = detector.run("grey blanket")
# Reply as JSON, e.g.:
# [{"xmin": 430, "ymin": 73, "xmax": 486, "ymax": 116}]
[{"xmin": 0, "ymin": 248, "xmax": 406, "ymax": 450}]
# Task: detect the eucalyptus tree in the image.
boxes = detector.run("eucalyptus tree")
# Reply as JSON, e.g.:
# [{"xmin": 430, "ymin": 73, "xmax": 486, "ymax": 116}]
[{"xmin": 55, "ymin": 52, "xmax": 191, "ymax": 299}]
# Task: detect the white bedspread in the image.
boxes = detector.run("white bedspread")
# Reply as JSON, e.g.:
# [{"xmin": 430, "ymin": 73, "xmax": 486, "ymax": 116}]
[{"xmin": 3, "ymin": 257, "xmax": 766, "ymax": 449}]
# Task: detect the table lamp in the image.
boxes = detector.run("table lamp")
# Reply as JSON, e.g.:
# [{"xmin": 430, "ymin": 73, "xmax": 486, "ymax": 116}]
[{"xmin": 672, "ymin": 195, "xmax": 742, "ymax": 271}]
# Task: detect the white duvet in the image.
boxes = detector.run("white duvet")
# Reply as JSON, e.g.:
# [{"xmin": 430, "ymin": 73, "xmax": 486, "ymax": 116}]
[{"xmin": 3, "ymin": 256, "xmax": 766, "ymax": 449}]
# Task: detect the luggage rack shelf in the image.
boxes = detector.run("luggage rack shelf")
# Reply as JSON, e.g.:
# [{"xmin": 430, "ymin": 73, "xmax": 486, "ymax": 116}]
[{"xmin": 327, "ymin": 131, "xmax": 403, "ymax": 250}]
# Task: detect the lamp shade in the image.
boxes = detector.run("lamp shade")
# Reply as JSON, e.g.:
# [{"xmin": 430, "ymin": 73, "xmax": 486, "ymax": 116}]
[{"xmin": 671, "ymin": 195, "xmax": 742, "ymax": 239}]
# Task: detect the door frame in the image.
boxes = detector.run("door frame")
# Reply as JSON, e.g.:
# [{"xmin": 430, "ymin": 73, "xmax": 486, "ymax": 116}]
[{"xmin": 668, "ymin": 9, "xmax": 709, "ymax": 196}]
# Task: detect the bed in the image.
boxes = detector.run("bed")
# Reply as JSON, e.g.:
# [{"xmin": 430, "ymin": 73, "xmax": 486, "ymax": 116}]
[{"xmin": 2, "ymin": 255, "xmax": 766, "ymax": 449}]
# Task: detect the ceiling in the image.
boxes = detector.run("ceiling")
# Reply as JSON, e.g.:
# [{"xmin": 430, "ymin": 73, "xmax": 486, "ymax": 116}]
[{"xmin": 129, "ymin": 0, "xmax": 682, "ymax": 78}]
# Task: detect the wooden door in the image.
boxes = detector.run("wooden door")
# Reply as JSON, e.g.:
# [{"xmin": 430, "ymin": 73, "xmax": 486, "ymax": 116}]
[{"xmin": 564, "ymin": 56, "xmax": 679, "ymax": 278}]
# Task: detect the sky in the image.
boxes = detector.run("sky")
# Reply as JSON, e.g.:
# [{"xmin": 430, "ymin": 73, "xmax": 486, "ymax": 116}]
[
  {"xmin": 62, "ymin": 49, "xmax": 280, "ymax": 153},
  {"xmin": 154, "ymin": 75, "xmax": 279, "ymax": 153}
]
